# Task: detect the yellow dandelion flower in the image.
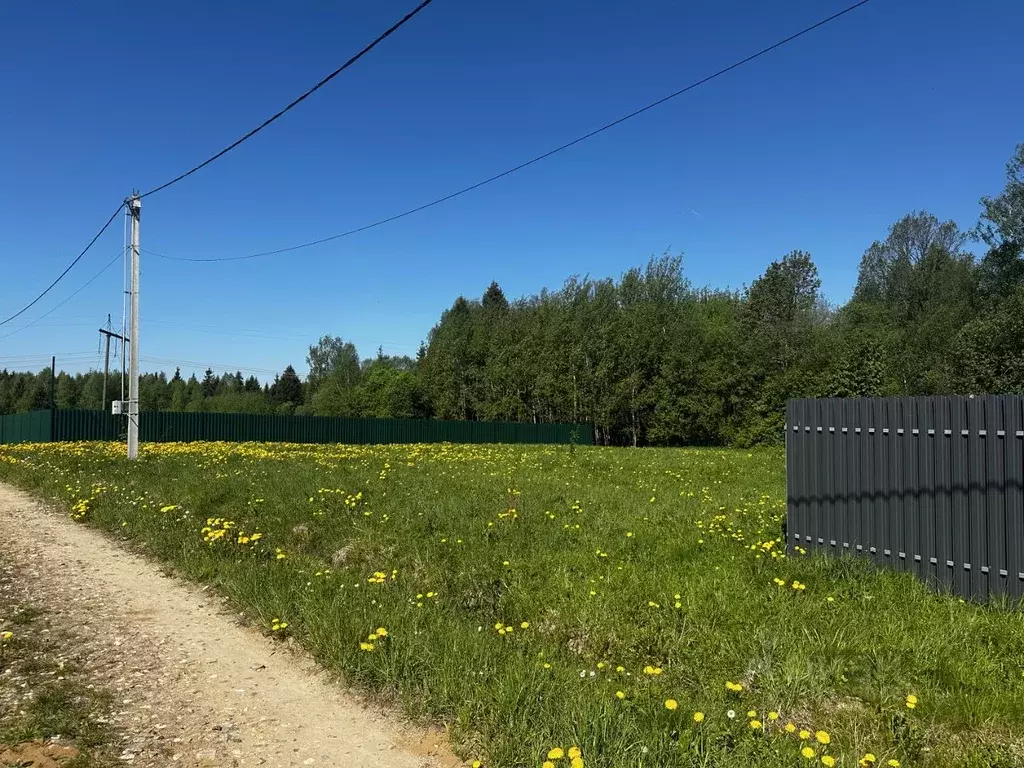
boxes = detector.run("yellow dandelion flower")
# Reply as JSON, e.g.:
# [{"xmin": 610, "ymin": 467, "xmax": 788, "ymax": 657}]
[
  {"xmin": 520, "ymin": 621, "xmax": 530, "ymax": 629},
  {"xmin": 543, "ymin": 763, "xmax": 555, "ymax": 768},
  {"xmin": 859, "ymin": 754, "xmax": 876, "ymax": 767},
  {"xmin": 547, "ymin": 748, "xmax": 564, "ymax": 761},
  {"xmin": 615, "ymin": 691, "xmax": 626, "ymax": 700},
  {"xmin": 665, "ymin": 699, "xmax": 678, "ymax": 710},
  {"xmin": 815, "ymin": 731, "xmax": 831, "ymax": 745},
  {"xmin": 905, "ymin": 694, "xmax": 918, "ymax": 709},
  {"xmin": 785, "ymin": 722, "xmax": 797, "ymax": 733},
  {"xmin": 747, "ymin": 709, "xmax": 757, "ymax": 718},
  {"xmin": 749, "ymin": 719, "xmax": 762, "ymax": 729},
  {"xmin": 570, "ymin": 758, "xmax": 583, "ymax": 768},
  {"xmin": 376, "ymin": 627, "xmax": 388, "ymax": 637},
  {"xmin": 768, "ymin": 711, "xmax": 779, "ymax": 720},
  {"xmin": 802, "ymin": 746, "xmax": 816, "ymax": 759},
  {"xmin": 567, "ymin": 747, "xmax": 581, "ymax": 760},
  {"xmin": 693, "ymin": 711, "xmax": 705, "ymax": 723},
  {"xmin": 800, "ymin": 730, "xmax": 812, "ymax": 740},
  {"xmin": 822, "ymin": 757, "xmax": 836, "ymax": 767},
  {"xmin": 887, "ymin": 761, "xmax": 900, "ymax": 767}
]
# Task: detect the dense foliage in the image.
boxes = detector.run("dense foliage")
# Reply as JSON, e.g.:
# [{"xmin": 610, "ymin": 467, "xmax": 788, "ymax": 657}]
[{"xmin": 2, "ymin": 144, "xmax": 1022, "ymax": 446}]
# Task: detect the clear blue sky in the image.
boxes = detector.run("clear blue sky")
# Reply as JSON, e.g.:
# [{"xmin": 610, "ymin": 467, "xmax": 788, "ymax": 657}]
[{"xmin": 1, "ymin": 0, "xmax": 1022, "ymax": 380}]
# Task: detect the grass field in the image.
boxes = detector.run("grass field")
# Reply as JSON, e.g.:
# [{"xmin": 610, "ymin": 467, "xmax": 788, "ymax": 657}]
[{"xmin": 1, "ymin": 441, "xmax": 1022, "ymax": 768}]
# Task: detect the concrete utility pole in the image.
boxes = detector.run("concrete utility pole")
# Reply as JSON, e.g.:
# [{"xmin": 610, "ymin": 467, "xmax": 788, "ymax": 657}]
[
  {"xmin": 127, "ymin": 195, "xmax": 141, "ymax": 459},
  {"xmin": 98, "ymin": 325, "xmax": 128, "ymax": 410}
]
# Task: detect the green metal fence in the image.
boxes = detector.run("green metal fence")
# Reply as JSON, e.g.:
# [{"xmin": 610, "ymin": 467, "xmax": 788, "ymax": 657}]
[
  {"xmin": 0, "ymin": 411, "xmax": 53, "ymax": 444},
  {"xmin": 0, "ymin": 409, "xmax": 593, "ymax": 447}
]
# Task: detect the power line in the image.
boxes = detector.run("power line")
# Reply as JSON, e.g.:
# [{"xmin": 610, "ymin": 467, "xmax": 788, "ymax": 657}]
[
  {"xmin": 151, "ymin": 0, "xmax": 874, "ymax": 264},
  {"xmin": 0, "ymin": 247, "xmax": 127, "ymax": 340},
  {"xmin": 140, "ymin": 0, "xmax": 437, "ymax": 199},
  {"xmin": 0, "ymin": 203, "xmax": 124, "ymax": 325}
]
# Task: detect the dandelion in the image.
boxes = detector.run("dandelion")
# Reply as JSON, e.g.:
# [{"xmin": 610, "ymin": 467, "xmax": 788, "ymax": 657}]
[
  {"xmin": 570, "ymin": 758, "xmax": 583, "ymax": 768},
  {"xmin": 749, "ymin": 719, "xmax": 762, "ymax": 729},
  {"xmin": 802, "ymin": 746, "xmax": 816, "ymax": 760},
  {"xmin": 543, "ymin": 763, "xmax": 555, "ymax": 768},
  {"xmin": 615, "ymin": 690, "xmax": 626, "ymax": 700},
  {"xmin": 359, "ymin": 642, "xmax": 374, "ymax": 652},
  {"xmin": 725, "ymin": 680, "xmax": 743, "ymax": 692},
  {"xmin": 0, "ymin": 631, "xmax": 12, "ymax": 642},
  {"xmin": 887, "ymin": 761, "xmax": 900, "ymax": 767},
  {"xmin": 693, "ymin": 711, "xmax": 705, "ymax": 723},
  {"xmin": 785, "ymin": 723, "xmax": 797, "ymax": 733},
  {"xmin": 768, "ymin": 711, "xmax": 779, "ymax": 720},
  {"xmin": 747, "ymin": 709, "xmax": 757, "ymax": 718},
  {"xmin": 520, "ymin": 621, "xmax": 530, "ymax": 629},
  {"xmin": 375, "ymin": 627, "xmax": 388, "ymax": 637},
  {"xmin": 472, "ymin": 762, "xmax": 482, "ymax": 768},
  {"xmin": 726, "ymin": 709, "xmax": 736, "ymax": 719},
  {"xmin": 665, "ymin": 699, "xmax": 678, "ymax": 710},
  {"xmin": 615, "ymin": 665, "xmax": 625, "ymax": 673},
  {"xmin": 547, "ymin": 748, "xmax": 564, "ymax": 760},
  {"xmin": 905, "ymin": 694, "xmax": 918, "ymax": 709},
  {"xmin": 543, "ymin": 663, "xmax": 552, "ymax": 670},
  {"xmin": 799, "ymin": 730, "xmax": 811, "ymax": 740},
  {"xmin": 567, "ymin": 747, "xmax": 581, "ymax": 760},
  {"xmin": 815, "ymin": 731, "xmax": 831, "ymax": 745},
  {"xmin": 822, "ymin": 757, "xmax": 836, "ymax": 767},
  {"xmin": 859, "ymin": 755, "xmax": 876, "ymax": 767}
]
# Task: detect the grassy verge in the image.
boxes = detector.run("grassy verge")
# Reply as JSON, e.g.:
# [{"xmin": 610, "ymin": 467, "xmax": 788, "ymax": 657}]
[
  {"xmin": 0, "ymin": 441, "xmax": 1022, "ymax": 767},
  {"xmin": 0, "ymin": 557, "xmax": 115, "ymax": 768}
]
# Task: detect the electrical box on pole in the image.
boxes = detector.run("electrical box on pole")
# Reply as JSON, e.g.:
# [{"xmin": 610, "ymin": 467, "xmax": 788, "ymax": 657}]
[{"xmin": 126, "ymin": 195, "xmax": 141, "ymax": 459}]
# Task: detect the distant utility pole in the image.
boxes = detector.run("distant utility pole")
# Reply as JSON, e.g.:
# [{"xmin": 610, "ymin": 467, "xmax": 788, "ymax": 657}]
[
  {"xmin": 127, "ymin": 194, "xmax": 141, "ymax": 460},
  {"xmin": 98, "ymin": 324, "xmax": 128, "ymax": 410}
]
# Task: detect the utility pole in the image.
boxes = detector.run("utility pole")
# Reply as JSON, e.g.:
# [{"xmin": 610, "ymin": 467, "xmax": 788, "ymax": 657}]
[
  {"xmin": 98, "ymin": 326, "xmax": 129, "ymax": 410},
  {"xmin": 127, "ymin": 194, "xmax": 141, "ymax": 459},
  {"xmin": 50, "ymin": 356, "xmax": 56, "ymax": 410}
]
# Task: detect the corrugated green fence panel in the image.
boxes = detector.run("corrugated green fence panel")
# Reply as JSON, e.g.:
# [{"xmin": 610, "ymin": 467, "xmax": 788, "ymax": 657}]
[
  {"xmin": 5, "ymin": 409, "xmax": 594, "ymax": 447},
  {"xmin": 0, "ymin": 410, "xmax": 53, "ymax": 444}
]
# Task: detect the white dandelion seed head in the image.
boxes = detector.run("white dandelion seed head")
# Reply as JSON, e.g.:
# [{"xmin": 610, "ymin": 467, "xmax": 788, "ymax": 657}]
[{"xmin": 727, "ymin": 709, "xmax": 736, "ymax": 719}]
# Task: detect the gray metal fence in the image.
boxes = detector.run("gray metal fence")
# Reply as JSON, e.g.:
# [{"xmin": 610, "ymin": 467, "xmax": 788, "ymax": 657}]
[{"xmin": 786, "ymin": 396, "xmax": 1024, "ymax": 601}]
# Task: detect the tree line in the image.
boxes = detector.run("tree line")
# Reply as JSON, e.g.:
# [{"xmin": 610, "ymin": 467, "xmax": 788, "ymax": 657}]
[{"xmin": 2, "ymin": 143, "xmax": 1021, "ymax": 446}]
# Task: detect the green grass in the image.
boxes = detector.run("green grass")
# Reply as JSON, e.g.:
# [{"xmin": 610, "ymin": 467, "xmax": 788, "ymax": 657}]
[
  {"xmin": 0, "ymin": 557, "xmax": 115, "ymax": 768},
  {"xmin": 1, "ymin": 440, "xmax": 1023, "ymax": 768}
]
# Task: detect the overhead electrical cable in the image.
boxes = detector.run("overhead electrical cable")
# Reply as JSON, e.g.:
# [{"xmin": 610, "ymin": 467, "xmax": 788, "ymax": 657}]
[
  {"xmin": 0, "ymin": 203, "xmax": 124, "ymax": 326},
  {"xmin": 151, "ymin": 0, "xmax": 874, "ymax": 263},
  {"xmin": 0, "ymin": 247, "xmax": 127, "ymax": 340},
  {"xmin": 139, "ymin": 0, "xmax": 437, "ymax": 199}
]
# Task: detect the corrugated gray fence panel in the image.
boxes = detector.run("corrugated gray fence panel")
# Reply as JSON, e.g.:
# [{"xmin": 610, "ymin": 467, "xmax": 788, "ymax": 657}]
[
  {"xmin": 1008, "ymin": 398, "xmax": 1024, "ymax": 598},
  {"xmin": 787, "ymin": 395, "xmax": 1024, "ymax": 602}
]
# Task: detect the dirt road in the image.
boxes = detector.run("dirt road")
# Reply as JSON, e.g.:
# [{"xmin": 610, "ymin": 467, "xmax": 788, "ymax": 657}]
[{"xmin": 0, "ymin": 482, "xmax": 455, "ymax": 768}]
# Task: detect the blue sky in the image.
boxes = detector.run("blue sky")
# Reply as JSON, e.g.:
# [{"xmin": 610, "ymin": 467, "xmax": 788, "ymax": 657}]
[{"xmin": 1, "ymin": 0, "xmax": 1022, "ymax": 380}]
